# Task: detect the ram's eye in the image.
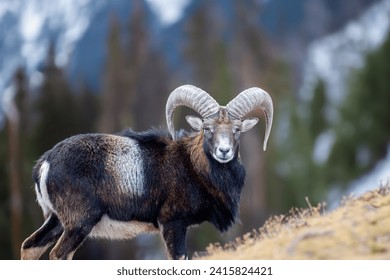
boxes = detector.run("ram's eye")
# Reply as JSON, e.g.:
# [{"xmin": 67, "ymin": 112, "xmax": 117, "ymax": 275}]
[
  {"xmin": 203, "ymin": 127, "xmax": 213, "ymax": 134},
  {"xmin": 233, "ymin": 128, "xmax": 241, "ymax": 135}
]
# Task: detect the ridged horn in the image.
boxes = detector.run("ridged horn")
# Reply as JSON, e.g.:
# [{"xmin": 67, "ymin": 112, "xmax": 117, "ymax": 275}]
[
  {"xmin": 226, "ymin": 87, "xmax": 274, "ymax": 151},
  {"xmin": 166, "ymin": 85, "xmax": 220, "ymax": 140}
]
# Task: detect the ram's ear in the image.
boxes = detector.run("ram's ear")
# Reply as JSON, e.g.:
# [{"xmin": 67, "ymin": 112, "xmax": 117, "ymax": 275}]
[
  {"xmin": 242, "ymin": 118, "xmax": 259, "ymax": 132},
  {"xmin": 185, "ymin": 115, "xmax": 203, "ymax": 131}
]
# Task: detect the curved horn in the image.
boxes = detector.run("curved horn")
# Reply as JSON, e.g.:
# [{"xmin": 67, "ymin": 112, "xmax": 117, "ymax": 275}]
[
  {"xmin": 226, "ymin": 87, "xmax": 273, "ymax": 151},
  {"xmin": 166, "ymin": 85, "xmax": 220, "ymax": 140}
]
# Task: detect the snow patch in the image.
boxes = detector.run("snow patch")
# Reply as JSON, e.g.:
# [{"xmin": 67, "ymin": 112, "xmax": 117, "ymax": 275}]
[
  {"xmin": 1, "ymin": 85, "xmax": 18, "ymax": 123},
  {"xmin": 145, "ymin": 0, "xmax": 191, "ymax": 26},
  {"xmin": 20, "ymin": 3, "xmax": 44, "ymax": 41},
  {"xmin": 328, "ymin": 145, "xmax": 390, "ymax": 209},
  {"xmin": 312, "ymin": 130, "xmax": 335, "ymax": 165},
  {"xmin": 348, "ymin": 145, "xmax": 390, "ymax": 197}
]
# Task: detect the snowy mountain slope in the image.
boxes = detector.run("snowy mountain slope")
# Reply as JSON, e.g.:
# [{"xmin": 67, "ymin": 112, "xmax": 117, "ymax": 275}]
[
  {"xmin": 0, "ymin": 0, "xmax": 100, "ymax": 85},
  {"xmin": 299, "ymin": 0, "xmax": 390, "ymax": 201},
  {"xmin": 0, "ymin": 0, "xmax": 99, "ymax": 125},
  {"xmin": 0, "ymin": 0, "xmax": 385, "ymax": 128},
  {"xmin": 0, "ymin": 0, "xmax": 184, "ymax": 126},
  {"xmin": 301, "ymin": 0, "xmax": 390, "ymax": 106}
]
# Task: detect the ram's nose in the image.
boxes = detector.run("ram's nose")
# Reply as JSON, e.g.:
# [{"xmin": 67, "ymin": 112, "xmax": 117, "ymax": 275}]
[
  {"xmin": 218, "ymin": 146, "xmax": 231, "ymax": 156},
  {"xmin": 213, "ymin": 145, "xmax": 234, "ymax": 163}
]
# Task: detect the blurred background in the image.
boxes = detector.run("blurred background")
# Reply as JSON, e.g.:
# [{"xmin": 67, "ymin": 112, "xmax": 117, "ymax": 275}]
[{"xmin": 0, "ymin": 0, "xmax": 389, "ymax": 259}]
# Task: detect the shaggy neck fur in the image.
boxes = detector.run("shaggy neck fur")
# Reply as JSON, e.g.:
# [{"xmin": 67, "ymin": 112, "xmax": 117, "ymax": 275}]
[{"xmin": 183, "ymin": 132, "xmax": 246, "ymax": 231}]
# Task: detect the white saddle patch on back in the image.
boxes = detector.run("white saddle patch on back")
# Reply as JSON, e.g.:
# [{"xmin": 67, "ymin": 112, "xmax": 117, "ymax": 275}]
[
  {"xmin": 106, "ymin": 137, "xmax": 145, "ymax": 195},
  {"xmin": 89, "ymin": 215, "xmax": 158, "ymax": 240}
]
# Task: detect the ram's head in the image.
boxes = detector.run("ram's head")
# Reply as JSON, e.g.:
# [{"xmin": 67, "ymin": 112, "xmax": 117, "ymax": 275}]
[{"xmin": 166, "ymin": 85, "xmax": 273, "ymax": 163}]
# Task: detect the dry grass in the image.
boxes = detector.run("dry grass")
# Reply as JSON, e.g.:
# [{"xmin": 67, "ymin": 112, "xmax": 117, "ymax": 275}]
[{"xmin": 198, "ymin": 186, "xmax": 390, "ymax": 259}]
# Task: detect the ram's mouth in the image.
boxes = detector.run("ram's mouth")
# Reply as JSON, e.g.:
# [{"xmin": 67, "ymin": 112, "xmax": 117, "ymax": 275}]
[{"xmin": 212, "ymin": 152, "xmax": 234, "ymax": 163}]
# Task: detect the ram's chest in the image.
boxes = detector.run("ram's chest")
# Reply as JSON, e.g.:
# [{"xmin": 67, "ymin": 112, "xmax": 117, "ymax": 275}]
[{"xmin": 89, "ymin": 215, "xmax": 158, "ymax": 240}]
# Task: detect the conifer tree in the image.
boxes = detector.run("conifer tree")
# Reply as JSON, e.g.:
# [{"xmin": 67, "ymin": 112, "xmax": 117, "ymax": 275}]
[
  {"xmin": 33, "ymin": 40, "xmax": 80, "ymax": 156},
  {"xmin": 76, "ymin": 83, "xmax": 100, "ymax": 133},
  {"xmin": 0, "ymin": 127, "xmax": 11, "ymax": 259},
  {"xmin": 309, "ymin": 79, "xmax": 327, "ymax": 140},
  {"xmin": 328, "ymin": 31, "xmax": 390, "ymax": 185},
  {"xmin": 128, "ymin": 3, "xmax": 169, "ymax": 130},
  {"xmin": 184, "ymin": 2, "xmax": 234, "ymax": 116},
  {"xmin": 99, "ymin": 15, "xmax": 130, "ymax": 133},
  {"xmin": 5, "ymin": 67, "xmax": 29, "ymax": 258},
  {"xmin": 184, "ymin": 4, "xmax": 216, "ymax": 89}
]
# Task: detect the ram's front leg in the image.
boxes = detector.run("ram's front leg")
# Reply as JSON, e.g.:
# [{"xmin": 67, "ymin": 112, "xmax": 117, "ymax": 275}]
[{"xmin": 160, "ymin": 221, "xmax": 188, "ymax": 260}]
